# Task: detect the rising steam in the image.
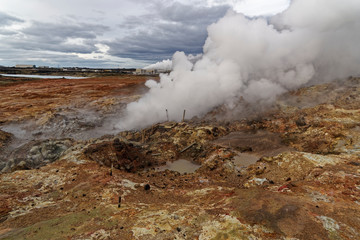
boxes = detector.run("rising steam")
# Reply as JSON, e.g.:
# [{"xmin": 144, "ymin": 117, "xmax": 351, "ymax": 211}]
[
  {"xmin": 144, "ymin": 59, "xmax": 172, "ymax": 71},
  {"xmin": 117, "ymin": 0, "xmax": 360, "ymax": 130}
]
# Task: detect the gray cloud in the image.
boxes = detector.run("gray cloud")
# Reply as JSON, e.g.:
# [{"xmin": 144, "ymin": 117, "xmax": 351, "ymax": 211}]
[
  {"xmin": 0, "ymin": 0, "xmax": 232, "ymax": 67},
  {"xmin": 107, "ymin": 26, "xmax": 206, "ymax": 61},
  {"xmin": 0, "ymin": 11, "xmax": 24, "ymax": 26},
  {"xmin": 0, "ymin": 29, "xmax": 17, "ymax": 35},
  {"xmin": 3, "ymin": 21, "xmax": 109, "ymax": 54},
  {"xmin": 23, "ymin": 21, "xmax": 109, "ymax": 39},
  {"xmin": 158, "ymin": 1, "xmax": 229, "ymax": 24},
  {"xmin": 109, "ymin": 2, "xmax": 229, "ymax": 61}
]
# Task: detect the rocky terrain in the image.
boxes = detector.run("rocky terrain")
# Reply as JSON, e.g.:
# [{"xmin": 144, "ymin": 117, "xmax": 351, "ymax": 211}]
[{"xmin": 0, "ymin": 75, "xmax": 359, "ymax": 239}]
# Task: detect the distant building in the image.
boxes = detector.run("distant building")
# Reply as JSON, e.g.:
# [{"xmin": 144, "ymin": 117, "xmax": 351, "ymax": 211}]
[
  {"xmin": 135, "ymin": 68, "xmax": 146, "ymax": 75},
  {"xmin": 134, "ymin": 68, "xmax": 159, "ymax": 75},
  {"xmin": 38, "ymin": 66, "xmax": 49, "ymax": 68},
  {"xmin": 15, "ymin": 64, "xmax": 36, "ymax": 68},
  {"xmin": 146, "ymin": 69, "xmax": 158, "ymax": 74}
]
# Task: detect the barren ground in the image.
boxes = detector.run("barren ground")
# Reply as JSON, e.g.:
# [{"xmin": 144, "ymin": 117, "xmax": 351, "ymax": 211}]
[{"xmin": 0, "ymin": 75, "xmax": 359, "ymax": 240}]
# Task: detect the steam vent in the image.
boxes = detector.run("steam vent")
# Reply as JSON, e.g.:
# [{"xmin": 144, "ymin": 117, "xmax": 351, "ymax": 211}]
[{"xmin": 0, "ymin": 72, "xmax": 359, "ymax": 239}]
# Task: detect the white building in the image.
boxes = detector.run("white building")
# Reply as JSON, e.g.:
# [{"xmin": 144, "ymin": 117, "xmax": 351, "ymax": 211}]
[
  {"xmin": 134, "ymin": 68, "xmax": 159, "ymax": 75},
  {"xmin": 15, "ymin": 64, "xmax": 35, "ymax": 68}
]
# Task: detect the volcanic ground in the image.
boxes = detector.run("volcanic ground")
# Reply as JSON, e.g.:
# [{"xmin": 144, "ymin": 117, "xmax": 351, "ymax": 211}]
[{"xmin": 0, "ymin": 75, "xmax": 359, "ymax": 240}]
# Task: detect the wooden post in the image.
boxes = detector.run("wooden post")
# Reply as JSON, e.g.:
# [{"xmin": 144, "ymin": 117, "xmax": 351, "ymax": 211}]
[
  {"xmin": 110, "ymin": 163, "xmax": 113, "ymax": 176},
  {"xmin": 166, "ymin": 109, "xmax": 169, "ymax": 122},
  {"xmin": 118, "ymin": 196, "xmax": 121, "ymax": 208},
  {"xmin": 182, "ymin": 110, "xmax": 186, "ymax": 122},
  {"xmin": 180, "ymin": 142, "xmax": 196, "ymax": 153}
]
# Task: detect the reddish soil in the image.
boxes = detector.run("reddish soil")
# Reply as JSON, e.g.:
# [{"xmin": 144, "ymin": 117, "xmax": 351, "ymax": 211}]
[
  {"xmin": 0, "ymin": 77, "xmax": 359, "ymax": 239},
  {"xmin": 0, "ymin": 75, "xmax": 156, "ymax": 123}
]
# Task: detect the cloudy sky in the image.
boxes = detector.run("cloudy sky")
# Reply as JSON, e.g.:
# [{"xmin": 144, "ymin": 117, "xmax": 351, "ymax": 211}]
[{"xmin": 0, "ymin": 0, "xmax": 289, "ymax": 68}]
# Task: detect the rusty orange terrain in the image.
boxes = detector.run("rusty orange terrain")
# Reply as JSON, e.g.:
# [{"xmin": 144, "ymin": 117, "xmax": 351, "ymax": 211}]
[
  {"xmin": 0, "ymin": 77, "xmax": 359, "ymax": 240},
  {"xmin": 0, "ymin": 75, "xmax": 156, "ymax": 123}
]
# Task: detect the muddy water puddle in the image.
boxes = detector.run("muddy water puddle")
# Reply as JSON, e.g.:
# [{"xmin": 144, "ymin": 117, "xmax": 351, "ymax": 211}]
[
  {"xmin": 155, "ymin": 159, "xmax": 201, "ymax": 174},
  {"xmin": 233, "ymin": 152, "xmax": 260, "ymax": 167}
]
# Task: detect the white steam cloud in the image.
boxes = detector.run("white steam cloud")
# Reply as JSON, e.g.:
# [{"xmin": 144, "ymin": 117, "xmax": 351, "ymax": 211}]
[
  {"xmin": 144, "ymin": 54, "xmax": 203, "ymax": 71},
  {"xmin": 144, "ymin": 59, "xmax": 172, "ymax": 71},
  {"xmin": 118, "ymin": 0, "xmax": 360, "ymax": 130}
]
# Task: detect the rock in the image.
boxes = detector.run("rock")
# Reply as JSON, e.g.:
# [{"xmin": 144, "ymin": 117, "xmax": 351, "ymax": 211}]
[
  {"xmin": 2, "ymin": 139, "xmax": 73, "ymax": 173},
  {"xmin": 0, "ymin": 130, "xmax": 12, "ymax": 148},
  {"xmin": 1, "ymin": 165, "xmax": 10, "ymax": 173},
  {"xmin": 295, "ymin": 116, "xmax": 307, "ymax": 127},
  {"xmin": 11, "ymin": 161, "xmax": 29, "ymax": 171}
]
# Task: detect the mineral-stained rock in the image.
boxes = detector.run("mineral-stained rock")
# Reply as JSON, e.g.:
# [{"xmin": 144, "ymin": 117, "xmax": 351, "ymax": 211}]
[
  {"xmin": 0, "ymin": 130, "xmax": 12, "ymax": 148},
  {"xmin": 1, "ymin": 139, "xmax": 73, "ymax": 173}
]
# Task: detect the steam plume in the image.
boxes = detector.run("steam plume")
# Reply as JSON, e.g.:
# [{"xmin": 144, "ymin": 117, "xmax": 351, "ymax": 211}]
[
  {"xmin": 144, "ymin": 54, "xmax": 202, "ymax": 71},
  {"xmin": 144, "ymin": 59, "xmax": 172, "ymax": 71},
  {"xmin": 117, "ymin": 0, "xmax": 360, "ymax": 130}
]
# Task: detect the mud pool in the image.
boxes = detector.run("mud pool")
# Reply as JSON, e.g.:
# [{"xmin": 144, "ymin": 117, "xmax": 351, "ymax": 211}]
[
  {"xmin": 232, "ymin": 153, "xmax": 259, "ymax": 167},
  {"xmin": 155, "ymin": 159, "xmax": 201, "ymax": 174}
]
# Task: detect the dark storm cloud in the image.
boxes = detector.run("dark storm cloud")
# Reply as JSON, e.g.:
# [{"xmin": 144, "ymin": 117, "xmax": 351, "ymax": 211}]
[
  {"xmin": 108, "ymin": 2, "xmax": 229, "ymax": 61},
  {"xmin": 0, "ymin": 11, "xmax": 24, "ymax": 26}
]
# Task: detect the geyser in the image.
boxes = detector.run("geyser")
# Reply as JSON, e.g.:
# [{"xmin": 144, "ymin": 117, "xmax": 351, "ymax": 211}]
[{"xmin": 117, "ymin": 0, "xmax": 360, "ymax": 130}]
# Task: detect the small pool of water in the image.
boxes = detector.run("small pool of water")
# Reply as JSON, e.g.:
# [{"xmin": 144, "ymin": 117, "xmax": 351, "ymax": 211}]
[
  {"xmin": 233, "ymin": 153, "xmax": 259, "ymax": 167},
  {"xmin": 155, "ymin": 159, "xmax": 201, "ymax": 174}
]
